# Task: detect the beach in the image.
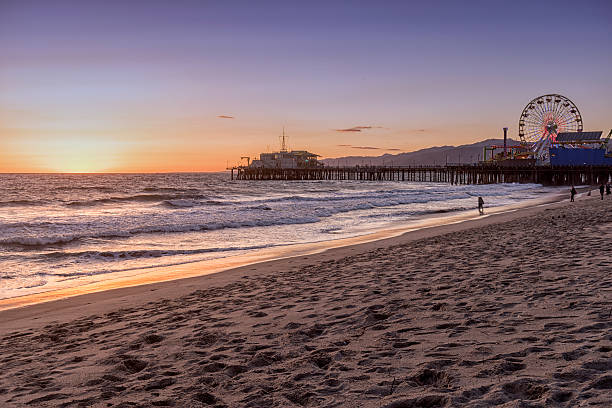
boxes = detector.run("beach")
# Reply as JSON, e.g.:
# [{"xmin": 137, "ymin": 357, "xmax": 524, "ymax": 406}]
[{"xmin": 1, "ymin": 194, "xmax": 611, "ymax": 407}]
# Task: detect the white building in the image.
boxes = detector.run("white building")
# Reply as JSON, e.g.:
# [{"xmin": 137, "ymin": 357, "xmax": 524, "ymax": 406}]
[{"xmin": 250, "ymin": 150, "xmax": 320, "ymax": 169}]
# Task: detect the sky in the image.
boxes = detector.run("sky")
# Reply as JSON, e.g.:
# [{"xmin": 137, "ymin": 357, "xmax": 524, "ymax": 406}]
[{"xmin": 1, "ymin": 0, "xmax": 611, "ymax": 172}]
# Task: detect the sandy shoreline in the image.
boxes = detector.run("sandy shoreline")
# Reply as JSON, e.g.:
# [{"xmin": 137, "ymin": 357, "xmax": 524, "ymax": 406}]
[
  {"xmin": 1, "ymin": 193, "xmax": 611, "ymax": 407},
  {"xmin": 0, "ymin": 191, "xmax": 564, "ymax": 313}
]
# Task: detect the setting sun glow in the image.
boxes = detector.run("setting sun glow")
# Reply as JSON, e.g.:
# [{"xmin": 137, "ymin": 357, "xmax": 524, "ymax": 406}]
[{"xmin": 38, "ymin": 138, "xmax": 123, "ymax": 173}]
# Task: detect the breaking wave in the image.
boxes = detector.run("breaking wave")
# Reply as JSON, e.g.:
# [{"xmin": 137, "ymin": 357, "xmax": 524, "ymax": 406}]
[
  {"xmin": 38, "ymin": 244, "xmax": 280, "ymax": 264},
  {"xmin": 0, "ymin": 199, "xmax": 49, "ymax": 207},
  {"xmin": 0, "ymin": 217, "xmax": 321, "ymax": 248}
]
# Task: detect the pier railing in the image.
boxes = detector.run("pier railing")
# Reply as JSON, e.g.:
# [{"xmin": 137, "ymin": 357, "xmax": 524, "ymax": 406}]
[{"xmin": 229, "ymin": 164, "xmax": 612, "ymax": 186}]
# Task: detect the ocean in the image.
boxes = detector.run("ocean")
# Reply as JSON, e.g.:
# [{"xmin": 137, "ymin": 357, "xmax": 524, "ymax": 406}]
[{"xmin": 0, "ymin": 173, "xmax": 559, "ymax": 300}]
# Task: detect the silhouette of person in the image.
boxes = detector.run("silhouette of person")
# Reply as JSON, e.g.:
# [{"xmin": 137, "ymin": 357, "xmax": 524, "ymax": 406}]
[
  {"xmin": 478, "ymin": 196, "xmax": 484, "ymax": 215},
  {"xmin": 606, "ymin": 183, "xmax": 611, "ymax": 196},
  {"xmin": 599, "ymin": 184, "xmax": 605, "ymax": 200},
  {"xmin": 570, "ymin": 186, "xmax": 577, "ymax": 202}
]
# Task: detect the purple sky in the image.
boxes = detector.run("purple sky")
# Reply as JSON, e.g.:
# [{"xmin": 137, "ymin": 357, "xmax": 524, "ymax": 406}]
[{"xmin": 1, "ymin": 0, "xmax": 611, "ymax": 171}]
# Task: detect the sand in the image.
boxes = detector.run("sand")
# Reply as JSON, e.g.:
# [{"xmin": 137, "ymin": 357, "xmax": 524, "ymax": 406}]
[{"xmin": 0, "ymin": 194, "xmax": 611, "ymax": 407}]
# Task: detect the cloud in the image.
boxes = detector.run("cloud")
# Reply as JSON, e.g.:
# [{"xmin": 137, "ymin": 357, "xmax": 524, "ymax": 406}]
[
  {"xmin": 334, "ymin": 125, "xmax": 383, "ymax": 132},
  {"xmin": 217, "ymin": 115, "xmax": 234, "ymax": 119},
  {"xmin": 337, "ymin": 144, "xmax": 401, "ymax": 151}
]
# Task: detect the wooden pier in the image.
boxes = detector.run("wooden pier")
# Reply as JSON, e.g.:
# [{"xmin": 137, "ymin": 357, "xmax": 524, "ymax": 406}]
[{"xmin": 230, "ymin": 164, "xmax": 612, "ymax": 186}]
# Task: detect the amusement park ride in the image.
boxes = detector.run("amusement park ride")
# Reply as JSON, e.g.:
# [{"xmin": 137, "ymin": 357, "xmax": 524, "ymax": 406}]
[{"xmin": 487, "ymin": 93, "xmax": 612, "ymax": 165}]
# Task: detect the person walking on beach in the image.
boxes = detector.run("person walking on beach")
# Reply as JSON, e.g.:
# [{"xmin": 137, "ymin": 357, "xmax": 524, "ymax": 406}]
[
  {"xmin": 606, "ymin": 183, "xmax": 611, "ymax": 196},
  {"xmin": 570, "ymin": 186, "xmax": 577, "ymax": 202},
  {"xmin": 478, "ymin": 196, "xmax": 484, "ymax": 215},
  {"xmin": 599, "ymin": 184, "xmax": 605, "ymax": 200}
]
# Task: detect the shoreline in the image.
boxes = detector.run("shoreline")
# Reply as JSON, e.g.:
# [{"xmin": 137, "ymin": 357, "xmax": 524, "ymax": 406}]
[
  {"xmin": 1, "ymin": 191, "xmax": 610, "ymax": 407},
  {"xmin": 0, "ymin": 191, "xmax": 565, "ymax": 314},
  {"xmin": 0, "ymin": 191, "xmax": 569, "ymax": 332}
]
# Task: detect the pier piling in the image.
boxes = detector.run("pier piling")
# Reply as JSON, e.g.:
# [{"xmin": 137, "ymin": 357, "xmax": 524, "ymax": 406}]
[{"xmin": 229, "ymin": 164, "xmax": 612, "ymax": 186}]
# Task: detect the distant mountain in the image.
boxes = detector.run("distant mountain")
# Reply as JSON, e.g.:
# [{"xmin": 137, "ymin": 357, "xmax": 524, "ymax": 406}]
[{"xmin": 321, "ymin": 138, "xmax": 522, "ymax": 166}]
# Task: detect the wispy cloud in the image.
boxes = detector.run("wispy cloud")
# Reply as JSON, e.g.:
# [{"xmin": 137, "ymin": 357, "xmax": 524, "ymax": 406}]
[
  {"xmin": 217, "ymin": 115, "xmax": 234, "ymax": 119},
  {"xmin": 334, "ymin": 125, "xmax": 383, "ymax": 132},
  {"xmin": 337, "ymin": 144, "xmax": 402, "ymax": 151}
]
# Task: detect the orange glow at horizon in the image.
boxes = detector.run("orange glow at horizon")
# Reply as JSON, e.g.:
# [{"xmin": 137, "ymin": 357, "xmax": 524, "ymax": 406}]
[
  {"xmin": 35, "ymin": 138, "xmax": 124, "ymax": 173},
  {"xmin": 1, "ymin": 108, "xmax": 458, "ymax": 173},
  {"xmin": 0, "ymin": 120, "xmax": 526, "ymax": 173}
]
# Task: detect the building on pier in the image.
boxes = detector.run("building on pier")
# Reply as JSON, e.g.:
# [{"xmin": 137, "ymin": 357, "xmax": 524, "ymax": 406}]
[
  {"xmin": 549, "ymin": 130, "xmax": 612, "ymax": 166},
  {"xmin": 247, "ymin": 129, "xmax": 322, "ymax": 169},
  {"xmin": 250, "ymin": 150, "xmax": 321, "ymax": 169}
]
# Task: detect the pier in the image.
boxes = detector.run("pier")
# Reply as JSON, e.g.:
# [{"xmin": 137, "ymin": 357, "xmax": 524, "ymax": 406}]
[{"xmin": 230, "ymin": 164, "xmax": 612, "ymax": 186}]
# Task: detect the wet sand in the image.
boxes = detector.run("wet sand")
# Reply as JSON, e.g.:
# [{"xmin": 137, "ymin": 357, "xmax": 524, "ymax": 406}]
[{"xmin": 1, "ymin": 193, "xmax": 611, "ymax": 407}]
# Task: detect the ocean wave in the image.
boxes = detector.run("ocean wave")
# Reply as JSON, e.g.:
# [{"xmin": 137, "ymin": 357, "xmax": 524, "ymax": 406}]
[
  {"xmin": 418, "ymin": 206, "xmax": 470, "ymax": 215},
  {"xmin": 320, "ymin": 226, "xmax": 342, "ymax": 234},
  {"xmin": 161, "ymin": 199, "xmax": 233, "ymax": 208},
  {"xmin": 0, "ymin": 236, "xmax": 83, "ymax": 247},
  {"xmin": 64, "ymin": 193, "xmax": 208, "ymax": 207},
  {"xmin": 0, "ymin": 231, "xmax": 132, "ymax": 247},
  {"xmin": 53, "ymin": 186, "xmax": 117, "ymax": 192},
  {"xmin": 162, "ymin": 199, "xmax": 198, "ymax": 208},
  {"xmin": 0, "ymin": 217, "xmax": 320, "ymax": 248},
  {"xmin": 205, "ymin": 200, "xmax": 233, "ymax": 206},
  {"xmin": 142, "ymin": 187, "xmax": 200, "ymax": 193},
  {"xmin": 246, "ymin": 204, "xmax": 273, "ymax": 210},
  {"xmin": 0, "ymin": 199, "xmax": 49, "ymax": 207},
  {"xmin": 39, "ymin": 243, "xmax": 279, "ymax": 263},
  {"xmin": 362, "ymin": 205, "xmax": 471, "ymax": 219},
  {"xmin": 242, "ymin": 188, "xmax": 484, "ymax": 206}
]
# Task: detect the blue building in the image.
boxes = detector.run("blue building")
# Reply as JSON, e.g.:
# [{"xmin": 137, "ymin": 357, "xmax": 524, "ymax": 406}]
[
  {"xmin": 549, "ymin": 131, "xmax": 612, "ymax": 166},
  {"xmin": 550, "ymin": 147, "xmax": 612, "ymax": 166}
]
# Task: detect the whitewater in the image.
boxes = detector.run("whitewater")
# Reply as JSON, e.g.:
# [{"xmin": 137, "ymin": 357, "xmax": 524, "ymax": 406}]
[{"xmin": 0, "ymin": 173, "xmax": 561, "ymax": 299}]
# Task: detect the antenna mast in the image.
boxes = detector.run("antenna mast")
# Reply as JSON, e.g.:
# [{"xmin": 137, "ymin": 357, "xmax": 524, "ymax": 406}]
[{"xmin": 280, "ymin": 127, "xmax": 288, "ymax": 152}]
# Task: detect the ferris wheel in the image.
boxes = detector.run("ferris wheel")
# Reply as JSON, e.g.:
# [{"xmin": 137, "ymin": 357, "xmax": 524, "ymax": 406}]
[{"xmin": 518, "ymin": 94, "xmax": 583, "ymax": 160}]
